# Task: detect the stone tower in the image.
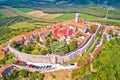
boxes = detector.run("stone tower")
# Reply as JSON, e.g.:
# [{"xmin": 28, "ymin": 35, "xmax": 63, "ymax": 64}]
[{"xmin": 75, "ymin": 13, "xmax": 80, "ymax": 22}]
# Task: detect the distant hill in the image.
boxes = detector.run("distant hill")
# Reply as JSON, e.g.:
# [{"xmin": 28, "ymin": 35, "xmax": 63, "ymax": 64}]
[{"xmin": 0, "ymin": 0, "xmax": 120, "ymax": 8}]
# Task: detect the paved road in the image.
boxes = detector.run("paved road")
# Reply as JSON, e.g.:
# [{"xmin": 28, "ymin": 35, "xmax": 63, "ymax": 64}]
[{"xmin": 13, "ymin": 62, "xmax": 77, "ymax": 73}]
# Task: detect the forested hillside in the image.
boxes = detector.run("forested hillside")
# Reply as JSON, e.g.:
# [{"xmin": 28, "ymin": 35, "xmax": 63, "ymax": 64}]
[
  {"xmin": 72, "ymin": 38, "xmax": 120, "ymax": 80},
  {"xmin": 0, "ymin": 0, "xmax": 120, "ymax": 8}
]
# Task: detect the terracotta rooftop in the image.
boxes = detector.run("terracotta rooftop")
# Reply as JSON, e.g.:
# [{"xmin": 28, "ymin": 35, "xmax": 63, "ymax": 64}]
[
  {"xmin": 10, "ymin": 35, "xmax": 23, "ymax": 42},
  {"xmin": 10, "ymin": 18, "xmax": 86, "ymax": 43},
  {"xmin": 53, "ymin": 18, "xmax": 85, "ymax": 29},
  {"xmin": 79, "ymin": 35, "xmax": 91, "ymax": 47},
  {"xmin": 34, "ymin": 29, "xmax": 42, "ymax": 35},
  {"xmin": 58, "ymin": 33, "xmax": 65, "ymax": 37},
  {"xmin": 106, "ymin": 26, "xmax": 112, "ymax": 33},
  {"xmin": 41, "ymin": 36, "xmax": 46, "ymax": 41},
  {"xmin": 71, "ymin": 37, "xmax": 81, "ymax": 42},
  {"xmin": 74, "ymin": 31, "xmax": 80, "ymax": 35},
  {"xmin": 23, "ymin": 32, "xmax": 33, "ymax": 38},
  {"xmin": 59, "ymin": 26, "xmax": 68, "ymax": 31},
  {"xmin": 0, "ymin": 65, "xmax": 11, "ymax": 75}
]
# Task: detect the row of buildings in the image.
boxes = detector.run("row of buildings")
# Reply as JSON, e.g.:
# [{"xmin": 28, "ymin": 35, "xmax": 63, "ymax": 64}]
[{"xmin": 10, "ymin": 13, "xmax": 91, "ymax": 47}]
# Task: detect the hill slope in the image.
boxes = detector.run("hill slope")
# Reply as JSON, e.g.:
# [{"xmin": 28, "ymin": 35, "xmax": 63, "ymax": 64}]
[
  {"xmin": 72, "ymin": 38, "xmax": 120, "ymax": 80},
  {"xmin": 0, "ymin": 0, "xmax": 120, "ymax": 8}
]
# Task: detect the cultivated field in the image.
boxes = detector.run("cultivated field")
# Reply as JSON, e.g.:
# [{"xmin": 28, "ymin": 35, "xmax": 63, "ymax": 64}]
[
  {"xmin": 26, "ymin": 10, "xmax": 62, "ymax": 19},
  {"xmin": 41, "ymin": 14, "xmax": 63, "ymax": 20},
  {"xmin": 55, "ymin": 13, "xmax": 101, "ymax": 21},
  {"xmin": 0, "ymin": 8, "xmax": 18, "ymax": 17},
  {"xmin": 26, "ymin": 10, "xmax": 48, "ymax": 18},
  {"xmin": 15, "ymin": 8, "xmax": 34, "ymax": 13},
  {"xmin": 55, "ymin": 13, "xmax": 120, "ymax": 26},
  {"xmin": 42, "ymin": 6, "xmax": 120, "ymax": 20}
]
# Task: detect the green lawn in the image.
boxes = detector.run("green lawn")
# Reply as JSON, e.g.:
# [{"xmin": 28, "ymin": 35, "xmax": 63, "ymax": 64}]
[{"xmin": 15, "ymin": 8, "xmax": 34, "ymax": 13}]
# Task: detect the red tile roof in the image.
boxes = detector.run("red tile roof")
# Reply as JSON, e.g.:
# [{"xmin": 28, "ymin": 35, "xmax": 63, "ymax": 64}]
[
  {"xmin": 0, "ymin": 65, "xmax": 11, "ymax": 75},
  {"xmin": 10, "ymin": 18, "xmax": 86, "ymax": 43},
  {"xmin": 23, "ymin": 32, "xmax": 33, "ymax": 38},
  {"xmin": 58, "ymin": 26, "xmax": 67, "ymax": 30},
  {"xmin": 59, "ymin": 19, "xmax": 85, "ymax": 29},
  {"xmin": 41, "ymin": 36, "xmax": 46, "ymax": 41},
  {"xmin": 58, "ymin": 33, "xmax": 65, "ymax": 37},
  {"xmin": 68, "ymin": 29, "xmax": 73, "ymax": 36},
  {"xmin": 10, "ymin": 35, "xmax": 23, "ymax": 42},
  {"xmin": 74, "ymin": 31, "xmax": 80, "ymax": 35},
  {"xmin": 52, "ymin": 28, "xmax": 60, "ymax": 39},
  {"xmin": 106, "ymin": 26, "xmax": 112, "ymax": 33},
  {"xmin": 34, "ymin": 29, "xmax": 41, "ymax": 35},
  {"xmin": 71, "ymin": 37, "xmax": 81, "ymax": 42},
  {"xmin": 79, "ymin": 35, "xmax": 91, "ymax": 47}
]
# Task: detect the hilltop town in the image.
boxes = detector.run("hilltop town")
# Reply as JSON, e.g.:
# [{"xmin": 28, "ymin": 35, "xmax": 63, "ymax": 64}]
[{"xmin": 0, "ymin": 13, "xmax": 120, "ymax": 80}]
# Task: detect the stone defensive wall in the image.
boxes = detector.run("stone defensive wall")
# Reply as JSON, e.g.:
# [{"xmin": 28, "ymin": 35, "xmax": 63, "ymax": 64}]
[{"xmin": 8, "ymin": 24, "xmax": 101, "ymax": 64}]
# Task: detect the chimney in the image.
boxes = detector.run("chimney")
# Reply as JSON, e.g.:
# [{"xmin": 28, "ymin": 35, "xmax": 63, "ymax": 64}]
[{"xmin": 75, "ymin": 13, "xmax": 80, "ymax": 22}]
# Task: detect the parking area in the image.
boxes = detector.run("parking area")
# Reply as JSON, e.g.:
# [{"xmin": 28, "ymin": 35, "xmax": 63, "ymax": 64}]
[{"xmin": 13, "ymin": 60, "xmax": 76, "ymax": 73}]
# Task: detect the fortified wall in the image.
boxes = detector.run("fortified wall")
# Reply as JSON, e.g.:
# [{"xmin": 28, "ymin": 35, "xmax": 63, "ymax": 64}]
[{"xmin": 8, "ymin": 24, "xmax": 101, "ymax": 64}]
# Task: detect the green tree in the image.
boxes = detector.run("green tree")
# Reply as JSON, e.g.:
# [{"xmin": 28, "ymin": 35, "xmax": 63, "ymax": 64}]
[
  {"xmin": 69, "ymin": 41, "xmax": 77, "ymax": 51},
  {"xmin": 19, "ymin": 69, "xmax": 28, "ymax": 78},
  {"xmin": 50, "ymin": 41, "xmax": 69, "ymax": 55},
  {"xmin": 38, "ymin": 74, "xmax": 43, "ymax": 80},
  {"xmin": 31, "ymin": 49, "xmax": 39, "ymax": 55},
  {"xmin": 39, "ymin": 48, "xmax": 48, "ymax": 55},
  {"xmin": 45, "ymin": 34, "xmax": 55, "ymax": 47}
]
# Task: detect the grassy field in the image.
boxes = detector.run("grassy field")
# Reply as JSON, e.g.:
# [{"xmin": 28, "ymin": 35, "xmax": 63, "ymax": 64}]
[
  {"xmin": 15, "ymin": 8, "xmax": 34, "ymax": 13},
  {"xmin": 0, "ymin": 11, "xmax": 6, "ymax": 18},
  {"xmin": 42, "ymin": 6, "xmax": 120, "ymax": 20},
  {"xmin": 8, "ymin": 21, "xmax": 53, "ymax": 29},
  {"xmin": 55, "ymin": 13, "xmax": 120, "ymax": 26},
  {"xmin": 0, "ymin": 6, "xmax": 31, "ymax": 17},
  {"xmin": 55, "ymin": 13, "xmax": 101, "ymax": 21},
  {"xmin": 0, "ymin": 8, "xmax": 17, "ymax": 17},
  {"xmin": 41, "ymin": 14, "xmax": 63, "ymax": 20},
  {"xmin": 55, "ymin": 13, "xmax": 75, "ymax": 20},
  {"xmin": 8, "ymin": 22, "xmax": 35, "ymax": 29},
  {"xmin": 8, "ymin": 20, "xmax": 54, "ymax": 30}
]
